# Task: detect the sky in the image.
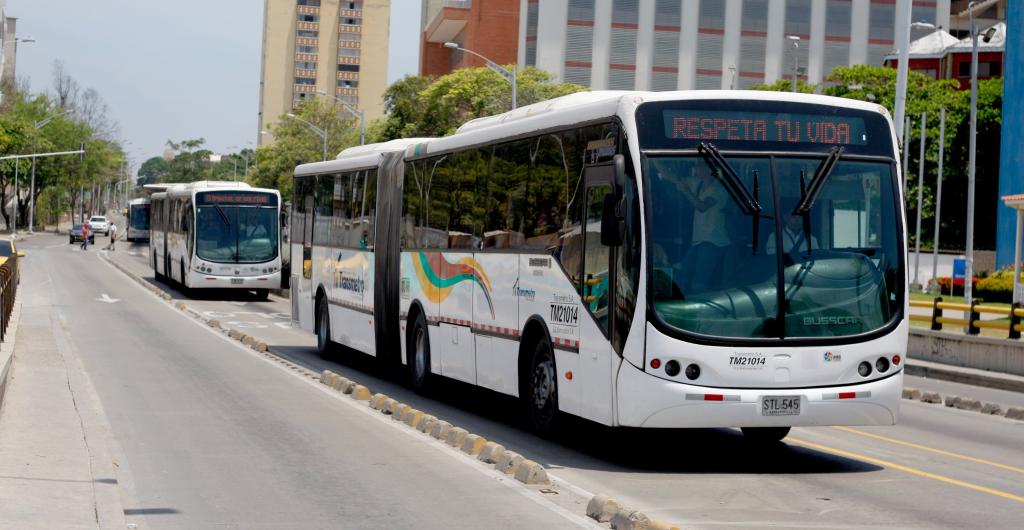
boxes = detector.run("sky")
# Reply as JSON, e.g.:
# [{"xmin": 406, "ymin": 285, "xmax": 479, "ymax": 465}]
[{"xmin": 7, "ymin": 0, "xmax": 422, "ymax": 171}]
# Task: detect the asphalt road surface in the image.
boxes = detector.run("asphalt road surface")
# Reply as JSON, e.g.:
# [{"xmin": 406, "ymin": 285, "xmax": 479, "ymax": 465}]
[
  {"xmin": 20, "ymin": 234, "xmax": 592, "ymax": 529},
  {"xmin": 25, "ymin": 234, "xmax": 1024, "ymax": 529}
]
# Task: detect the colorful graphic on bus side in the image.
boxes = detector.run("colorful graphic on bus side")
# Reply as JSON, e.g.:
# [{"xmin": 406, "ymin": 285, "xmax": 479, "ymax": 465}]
[{"xmin": 411, "ymin": 252, "xmax": 495, "ymax": 318}]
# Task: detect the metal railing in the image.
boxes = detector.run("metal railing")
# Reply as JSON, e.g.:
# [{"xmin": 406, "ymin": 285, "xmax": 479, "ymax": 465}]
[
  {"xmin": 0, "ymin": 254, "xmax": 20, "ymax": 342},
  {"xmin": 909, "ymin": 297, "xmax": 1024, "ymax": 339}
]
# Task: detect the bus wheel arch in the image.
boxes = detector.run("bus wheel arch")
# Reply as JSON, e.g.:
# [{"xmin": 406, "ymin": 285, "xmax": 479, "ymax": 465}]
[{"xmin": 518, "ymin": 316, "xmax": 560, "ymax": 436}]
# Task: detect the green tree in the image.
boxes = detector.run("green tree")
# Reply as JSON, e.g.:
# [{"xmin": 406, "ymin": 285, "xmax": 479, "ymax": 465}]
[
  {"xmin": 138, "ymin": 156, "xmax": 169, "ymax": 185},
  {"xmin": 249, "ymin": 99, "xmax": 362, "ymax": 200}
]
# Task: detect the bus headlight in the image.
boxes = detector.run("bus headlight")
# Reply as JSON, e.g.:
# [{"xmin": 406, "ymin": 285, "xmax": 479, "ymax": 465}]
[
  {"xmin": 664, "ymin": 360, "xmax": 681, "ymax": 377},
  {"xmin": 685, "ymin": 363, "xmax": 700, "ymax": 380},
  {"xmin": 858, "ymin": 361, "xmax": 872, "ymax": 377}
]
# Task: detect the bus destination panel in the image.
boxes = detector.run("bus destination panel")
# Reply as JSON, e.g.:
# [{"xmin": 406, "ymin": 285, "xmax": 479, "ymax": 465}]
[
  {"xmin": 664, "ymin": 110, "xmax": 868, "ymax": 146},
  {"xmin": 197, "ymin": 190, "xmax": 278, "ymax": 207}
]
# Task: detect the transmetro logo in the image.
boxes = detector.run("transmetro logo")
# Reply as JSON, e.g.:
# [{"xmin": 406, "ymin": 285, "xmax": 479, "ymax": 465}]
[{"xmin": 412, "ymin": 252, "xmax": 495, "ymax": 318}]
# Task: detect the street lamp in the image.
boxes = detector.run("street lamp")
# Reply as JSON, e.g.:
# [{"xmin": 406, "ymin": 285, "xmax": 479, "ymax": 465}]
[
  {"xmin": 786, "ymin": 35, "xmax": 800, "ymax": 92},
  {"xmin": 894, "ymin": 19, "xmax": 937, "ymax": 147},
  {"xmin": 316, "ymin": 90, "xmax": 365, "ymax": 145},
  {"xmin": 286, "ymin": 113, "xmax": 328, "ymax": 161},
  {"xmin": 28, "ymin": 108, "xmax": 69, "ymax": 232},
  {"xmin": 963, "ymin": 3, "xmax": 999, "ymax": 309},
  {"xmin": 443, "ymin": 42, "xmax": 517, "ymax": 109}
]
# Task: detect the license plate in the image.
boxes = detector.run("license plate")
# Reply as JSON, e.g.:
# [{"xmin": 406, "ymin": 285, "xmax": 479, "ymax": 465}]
[
  {"xmin": 231, "ymin": 278, "xmax": 244, "ymax": 285},
  {"xmin": 761, "ymin": 395, "xmax": 801, "ymax": 416}
]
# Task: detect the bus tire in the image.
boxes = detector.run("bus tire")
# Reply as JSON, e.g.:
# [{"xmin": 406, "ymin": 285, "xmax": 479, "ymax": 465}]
[
  {"xmin": 180, "ymin": 259, "xmax": 189, "ymax": 291},
  {"xmin": 316, "ymin": 296, "xmax": 334, "ymax": 360},
  {"xmin": 741, "ymin": 426, "xmax": 791, "ymax": 443},
  {"xmin": 407, "ymin": 311, "xmax": 432, "ymax": 394},
  {"xmin": 524, "ymin": 338, "xmax": 560, "ymax": 436},
  {"xmin": 253, "ymin": 289, "xmax": 270, "ymax": 301},
  {"xmin": 153, "ymin": 252, "xmax": 163, "ymax": 281}
]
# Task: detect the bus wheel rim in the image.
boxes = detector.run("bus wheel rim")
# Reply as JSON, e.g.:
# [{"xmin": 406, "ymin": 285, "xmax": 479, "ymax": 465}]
[{"xmin": 531, "ymin": 355, "xmax": 555, "ymax": 412}]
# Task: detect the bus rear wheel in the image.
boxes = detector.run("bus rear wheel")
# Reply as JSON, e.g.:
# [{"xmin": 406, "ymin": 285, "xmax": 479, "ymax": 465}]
[
  {"xmin": 524, "ymin": 338, "xmax": 559, "ymax": 436},
  {"xmin": 316, "ymin": 298, "xmax": 334, "ymax": 360},
  {"xmin": 741, "ymin": 427, "xmax": 791, "ymax": 443},
  {"xmin": 408, "ymin": 312, "xmax": 432, "ymax": 394},
  {"xmin": 253, "ymin": 289, "xmax": 270, "ymax": 301}
]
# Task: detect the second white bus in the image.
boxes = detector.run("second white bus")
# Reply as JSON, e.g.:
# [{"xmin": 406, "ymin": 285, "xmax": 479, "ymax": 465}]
[
  {"xmin": 126, "ymin": 197, "xmax": 151, "ymax": 242},
  {"xmin": 149, "ymin": 181, "xmax": 283, "ymax": 298}
]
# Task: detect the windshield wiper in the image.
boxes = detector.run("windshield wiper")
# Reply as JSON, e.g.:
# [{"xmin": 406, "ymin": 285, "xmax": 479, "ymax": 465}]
[
  {"xmin": 792, "ymin": 146, "xmax": 844, "ymax": 255},
  {"xmin": 214, "ymin": 204, "xmax": 231, "ymax": 226},
  {"xmin": 698, "ymin": 142, "xmax": 762, "ymax": 215}
]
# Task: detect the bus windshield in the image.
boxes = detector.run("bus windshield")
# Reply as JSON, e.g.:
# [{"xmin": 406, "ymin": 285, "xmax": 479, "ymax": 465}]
[
  {"xmin": 130, "ymin": 206, "xmax": 150, "ymax": 230},
  {"xmin": 646, "ymin": 154, "xmax": 901, "ymax": 339},
  {"xmin": 196, "ymin": 205, "xmax": 278, "ymax": 263}
]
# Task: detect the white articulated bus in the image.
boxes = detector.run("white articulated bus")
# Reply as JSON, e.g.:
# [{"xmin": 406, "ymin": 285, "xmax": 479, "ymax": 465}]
[
  {"xmin": 148, "ymin": 181, "xmax": 283, "ymax": 298},
  {"xmin": 126, "ymin": 197, "xmax": 151, "ymax": 242},
  {"xmin": 292, "ymin": 91, "xmax": 907, "ymax": 440}
]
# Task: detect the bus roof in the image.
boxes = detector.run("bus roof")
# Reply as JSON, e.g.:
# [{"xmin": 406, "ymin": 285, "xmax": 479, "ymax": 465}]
[
  {"xmin": 409, "ymin": 90, "xmax": 892, "ymax": 158},
  {"xmin": 147, "ymin": 181, "xmax": 279, "ymax": 201},
  {"xmin": 128, "ymin": 197, "xmax": 151, "ymax": 206},
  {"xmin": 294, "ymin": 137, "xmax": 434, "ymax": 176}
]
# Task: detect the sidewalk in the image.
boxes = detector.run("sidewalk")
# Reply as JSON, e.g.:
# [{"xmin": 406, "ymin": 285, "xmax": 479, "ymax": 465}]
[{"xmin": 0, "ymin": 296, "xmax": 125, "ymax": 528}]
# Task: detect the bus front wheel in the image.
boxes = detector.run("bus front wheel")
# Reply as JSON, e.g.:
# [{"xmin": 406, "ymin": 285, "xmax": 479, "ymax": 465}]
[
  {"xmin": 408, "ymin": 312, "xmax": 432, "ymax": 394},
  {"xmin": 316, "ymin": 298, "xmax": 333, "ymax": 360},
  {"xmin": 741, "ymin": 427, "xmax": 791, "ymax": 443},
  {"xmin": 525, "ymin": 338, "xmax": 559, "ymax": 436},
  {"xmin": 253, "ymin": 289, "xmax": 270, "ymax": 301}
]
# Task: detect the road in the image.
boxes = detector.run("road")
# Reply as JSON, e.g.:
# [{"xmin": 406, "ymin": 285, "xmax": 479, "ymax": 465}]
[
  {"xmin": 21, "ymin": 233, "xmax": 1024, "ymax": 528},
  {"xmin": 17, "ymin": 234, "xmax": 590, "ymax": 529}
]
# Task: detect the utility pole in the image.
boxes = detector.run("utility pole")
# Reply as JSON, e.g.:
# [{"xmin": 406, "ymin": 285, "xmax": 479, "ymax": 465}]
[
  {"xmin": 964, "ymin": 3, "xmax": 981, "ymax": 308},
  {"xmin": 931, "ymin": 108, "xmax": 945, "ymax": 290},
  {"xmin": 913, "ymin": 112, "xmax": 927, "ymax": 289}
]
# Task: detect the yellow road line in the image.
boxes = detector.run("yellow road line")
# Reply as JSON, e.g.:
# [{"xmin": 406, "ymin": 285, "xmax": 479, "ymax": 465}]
[
  {"xmin": 833, "ymin": 426, "xmax": 1024, "ymax": 475},
  {"xmin": 788, "ymin": 437, "xmax": 1024, "ymax": 504}
]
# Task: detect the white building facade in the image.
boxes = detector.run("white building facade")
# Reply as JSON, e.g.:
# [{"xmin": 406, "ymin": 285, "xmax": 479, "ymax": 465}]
[{"xmin": 519, "ymin": 0, "xmax": 951, "ymax": 90}]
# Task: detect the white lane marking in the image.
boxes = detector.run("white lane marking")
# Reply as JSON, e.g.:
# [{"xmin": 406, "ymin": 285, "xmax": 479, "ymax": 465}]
[
  {"xmin": 96, "ymin": 293, "xmax": 121, "ymax": 304},
  {"xmin": 226, "ymin": 321, "xmax": 268, "ymax": 329}
]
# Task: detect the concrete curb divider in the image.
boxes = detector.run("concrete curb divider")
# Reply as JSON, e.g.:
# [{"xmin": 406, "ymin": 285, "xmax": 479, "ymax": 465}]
[
  {"xmin": 350, "ymin": 385, "xmax": 371, "ymax": 400},
  {"xmin": 477, "ymin": 441, "xmax": 505, "ymax": 464},
  {"xmin": 430, "ymin": 420, "xmax": 452, "ymax": 440},
  {"xmin": 445, "ymin": 427, "xmax": 469, "ymax": 447},
  {"xmin": 586, "ymin": 494, "xmax": 620, "ymax": 523},
  {"xmin": 369, "ymin": 393, "xmax": 388, "ymax": 410},
  {"xmin": 906, "ymin": 387, "xmax": 1024, "ymax": 421},
  {"xmin": 174, "ymin": 301, "xmax": 186, "ymax": 310},
  {"xmin": 586, "ymin": 495, "xmax": 680, "ymax": 530},
  {"xmin": 392, "ymin": 403, "xmax": 411, "ymax": 420},
  {"xmin": 415, "ymin": 414, "xmax": 436, "ymax": 432},
  {"xmin": 512, "ymin": 459, "xmax": 549, "ymax": 485},
  {"xmin": 401, "ymin": 409, "xmax": 424, "ymax": 428},
  {"xmin": 495, "ymin": 450, "xmax": 523, "ymax": 475},
  {"xmin": 208, "ymin": 319, "xmax": 221, "ymax": 329},
  {"xmin": 383, "ymin": 398, "xmax": 398, "ymax": 415},
  {"xmin": 459, "ymin": 434, "xmax": 486, "ymax": 455}
]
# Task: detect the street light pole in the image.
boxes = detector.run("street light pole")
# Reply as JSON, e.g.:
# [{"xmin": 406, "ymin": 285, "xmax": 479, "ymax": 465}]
[
  {"xmin": 913, "ymin": 111, "xmax": 927, "ymax": 289},
  {"xmin": 964, "ymin": 3, "xmax": 981, "ymax": 308},
  {"xmin": 444, "ymin": 42, "xmax": 517, "ymax": 109},
  {"xmin": 787, "ymin": 35, "xmax": 800, "ymax": 92},
  {"xmin": 287, "ymin": 113, "xmax": 328, "ymax": 161},
  {"xmin": 315, "ymin": 91, "xmax": 366, "ymax": 146},
  {"xmin": 895, "ymin": 19, "xmax": 938, "ymax": 148},
  {"xmin": 931, "ymin": 107, "xmax": 945, "ymax": 289}
]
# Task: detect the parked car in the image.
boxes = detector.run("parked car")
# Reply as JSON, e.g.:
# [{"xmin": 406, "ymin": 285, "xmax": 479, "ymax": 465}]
[
  {"xmin": 69, "ymin": 224, "xmax": 95, "ymax": 244},
  {"xmin": 88, "ymin": 215, "xmax": 110, "ymax": 234},
  {"xmin": 0, "ymin": 238, "xmax": 24, "ymax": 267}
]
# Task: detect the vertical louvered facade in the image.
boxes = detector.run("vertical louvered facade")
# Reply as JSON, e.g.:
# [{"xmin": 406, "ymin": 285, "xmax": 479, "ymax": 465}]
[{"xmin": 522, "ymin": 0, "xmax": 949, "ymax": 91}]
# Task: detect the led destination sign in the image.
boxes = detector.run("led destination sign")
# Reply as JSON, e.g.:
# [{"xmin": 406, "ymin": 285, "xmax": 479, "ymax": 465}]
[
  {"xmin": 664, "ymin": 110, "xmax": 868, "ymax": 146},
  {"xmin": 197, "ymin": 191, "xmax": 277, "ymax": 206}
]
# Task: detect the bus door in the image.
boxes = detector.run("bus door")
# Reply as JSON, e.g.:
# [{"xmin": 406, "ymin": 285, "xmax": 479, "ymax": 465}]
[
  {"xmin": 296, "ymin": 190, "xmax": 316, "ymax": 331},
  {"xmin": 576, "ymin": 164, "xmax": 615, "ymax": 424}
]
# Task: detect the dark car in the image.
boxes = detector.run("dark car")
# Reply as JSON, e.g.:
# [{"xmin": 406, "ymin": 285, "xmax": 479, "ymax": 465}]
[{"xmin": 69, "ymin": 224, "xmax": 95, "ymax": 244}]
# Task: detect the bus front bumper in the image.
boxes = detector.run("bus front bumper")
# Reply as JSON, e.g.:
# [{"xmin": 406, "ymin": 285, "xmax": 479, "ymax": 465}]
[
  {"xmin": 191, "ymin": 270, "xmax": 281, "ymax": 290},
  {"xmin": 616, "ymin": 360, "xmax": 902, "ymax": 428}
]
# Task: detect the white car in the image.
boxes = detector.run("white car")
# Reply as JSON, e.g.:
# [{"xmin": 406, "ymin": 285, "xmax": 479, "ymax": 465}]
[{"xmin": 88, "ymin": 215, "xmax": 110, "ymax": 235}]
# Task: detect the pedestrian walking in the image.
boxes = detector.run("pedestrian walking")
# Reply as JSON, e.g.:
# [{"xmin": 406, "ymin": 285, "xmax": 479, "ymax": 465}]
[
  {"xmin": 108, "ymin": 221, "xmax": 117, "ymax": 251},
  {"xmin": 81, "ymin": 222, "xmax": 90, "ymax": 251}
]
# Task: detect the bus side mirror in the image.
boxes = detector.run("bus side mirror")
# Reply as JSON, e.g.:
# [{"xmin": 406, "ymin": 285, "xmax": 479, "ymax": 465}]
[
  {"xmin": 613, "ymin": 154, "xmax": 626, "ymax": 191},
  {"xmin": 601, "ymin": 193, "xmax": 624, "ymax": 247}
]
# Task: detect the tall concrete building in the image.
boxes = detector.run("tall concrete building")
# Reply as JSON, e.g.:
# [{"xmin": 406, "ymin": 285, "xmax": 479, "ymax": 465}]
[
  {"xmin": 520, "ymin": 0, "xmax": 951, "ymax": 91},
  {"xmin": 258, "ymin": 0, "xmax": 391, "ymax": 145}
]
